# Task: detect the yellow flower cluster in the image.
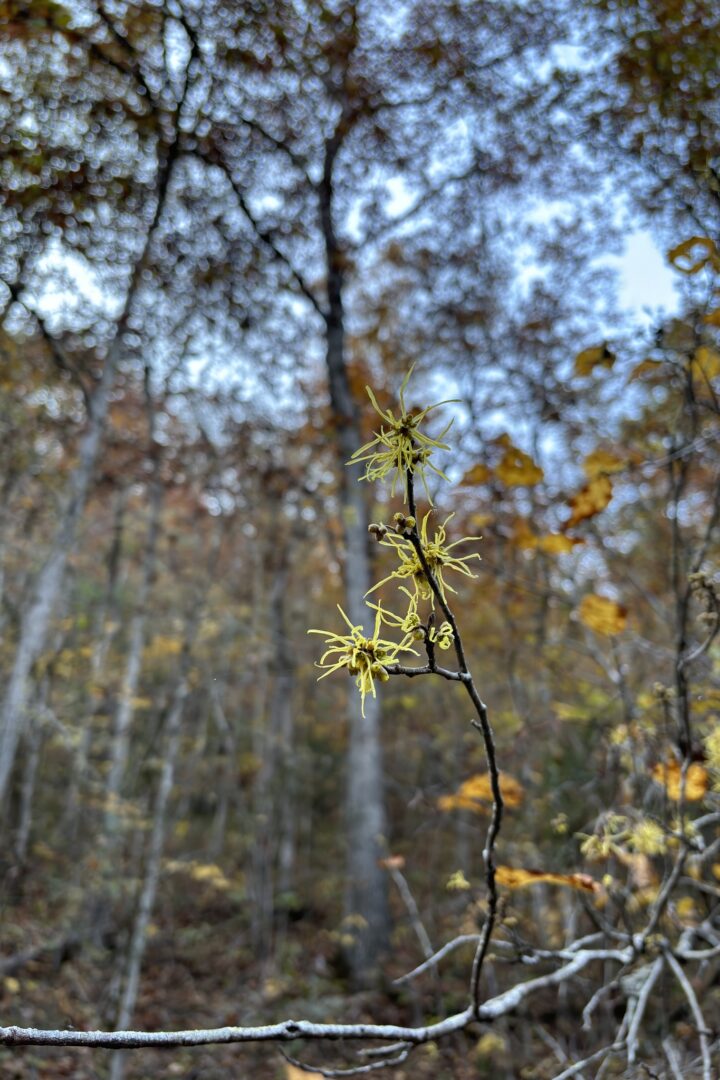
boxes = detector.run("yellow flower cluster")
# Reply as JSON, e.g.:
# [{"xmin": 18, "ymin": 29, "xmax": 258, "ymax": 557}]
[
  {"xmin": 310, "ymin": 368, "xmax": 479, "ymax": 711},
  {"xmin": 368, "ymin": 512, "xmax": 480, "ymax": 607},
  {"xmin": 308, "ymin": 605, "xmax": 417, "ymax": 716},
  {"xmin": 349, "ymin": 365, "xmax": 456, "ymax": 502}
]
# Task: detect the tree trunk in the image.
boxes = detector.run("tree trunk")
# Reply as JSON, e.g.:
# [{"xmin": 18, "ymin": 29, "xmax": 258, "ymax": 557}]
[
  {"xmin": 105, "ymin": 469, "xmax": 163, "ymax": 834},
  {"xmin": 0, "ymin": 134, "xmax": 180, "ymax": 807},
  {"xmin": 319, "ymin": 119, "xmax": 389, "ymax": 981},
  {"xmin": 108, "ymin": 665, "xmax": 189, "ymax": 1080}
]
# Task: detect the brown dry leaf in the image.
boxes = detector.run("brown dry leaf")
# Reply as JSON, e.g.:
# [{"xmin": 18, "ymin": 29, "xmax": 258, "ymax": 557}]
[
  {"xmin": 460, "ymin": 462, "xmax": 492, "ymax": 485},
  {"xmin": 496, "ymin": 446, "xmax": 543, "ymax": 486},
  {"xmin": 566, "ymin": 475, "xmax": 613, "ymax": 527},
  {"xmin": 496, "ymin": 866, "xmax": 598, "ymax": 892},
  {"xmin": 703, "ymin": 309, "xmax": 720, "ymax": 327},
  {"xmin": 583, "ymin": 449, "xmax": 625, "ymax": 479},
  {"xmin": 668, "ymin": 235, "xmax": 720, "ymax": 275},
  {"xmin": 438, "ymin": 772, "xmax": 524, "ymax": 814},
  {"xmin": 628, "ymin": 358, "xmax": 663, "ymax": 383},
  {"xmin": 578, "ymin": 594, "xmax": 628, "ymax": 636},
  {"xmin": 651, "ymin": 758, "xmax": 708, "ymax": 802},
  {"xmin": 574, "ymin": 344, "xmax": 615, "ymax": 377}
]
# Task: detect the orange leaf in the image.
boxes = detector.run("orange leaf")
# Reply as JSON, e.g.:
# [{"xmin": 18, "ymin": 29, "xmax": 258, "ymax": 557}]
[
  {"xmin": 496, "ymin": 866, "xmax": 598, "ymax": 892},
  {"xmin": 651, "ymin": 759, "xmax": 708, "ymax": 802},
  {"xmin": 566, "ymin": 475, "xmax": 613, "ymax": 527},
  {"xmin": 578, "ymin": 594, "xmax": 627, "ymax": 636}
]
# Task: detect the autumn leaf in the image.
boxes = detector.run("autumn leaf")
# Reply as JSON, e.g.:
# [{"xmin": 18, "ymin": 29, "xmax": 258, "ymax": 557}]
[
  {"xmin": 583, "ymin": 449, "xmax": 625, "ymax": 479},
  {"xmin": 566, "ymin": 475, "xmax": 613, "ymax": 527},
  {"xmin": 703, "ymin": 309, "xmax": 720, "ymax": 327},
  {"xmin": 496, "ymin": 866, "xmax": 598, "ymax": 892},
  {"xmin": 537, "ymin": 533, "xmax": 582, "ymax": 555},
  {"xmin": 651, "ymin": 758, "xmax": 708, "ymax": 802},
  {"xmin": 627, "ymin": 358, "xmax": 663, "ymax": 383},
  {"xmin": 667, "ymin": 236, "xmax": 720, "ymax": 275},
  {"xmin": 460, "ymin": 462, "xmax": 491, "ymax": 485},
  {"xmin": 691, "ymin": 346, "xmax": 720, "ymax": 382},
  {"xmin": 574, "ymin": 344, "xmax": 615, "ymax": 377},
  {"xmin": 578, "ymin": 594, "xmax": 628, "ymax": 636},
  {"xmin": 438, "ymin": 772, "xmax": 524, "ymax": 814},
  {"xmin": 495, "ymin": 444, "xmax": 543, "ymax": 486}
]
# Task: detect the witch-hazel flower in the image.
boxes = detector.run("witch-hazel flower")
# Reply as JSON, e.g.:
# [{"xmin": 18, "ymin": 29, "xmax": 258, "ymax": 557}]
[
  {"xmin": 367, "ymin": 512, "xmax": 481, "ymax": 608},
  {"xmin": 308, "ymin": 604, "xmax": 418, "ymax": 715},
  {"xmin": 349, "ymin": 365, "xmax": 457, "ymax": 503}
]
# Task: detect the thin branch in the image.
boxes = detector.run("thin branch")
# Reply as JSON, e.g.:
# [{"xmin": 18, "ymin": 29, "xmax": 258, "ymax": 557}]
[
  {"xmin": 384, "ymin": 662, "xmax": 468, "ymax": 681},
  {"xmin": 550, "ymin": 1042, "xmax": 626, "ymax": 1080},
  {"xmin": 393, "ymin": 934, "xmax": 479, "ymax": 986},
  {"xmin": 664, "ymin": 949, "xmax": 713, "ymax": 1080},
  {"xmin": 626, "ymin": 956, "xmax": 664, "ymax": 1065},
  {"xmin": 279, "ymin": 1045, "xmax": 411, "ymax": 1077},
  {"xmin": 194, "ymin": 147, "xmax": 326, "ymax": 319},
  {"xmin": 406, "ymin": 472, "xmax": 503, "ymax": 1015}
]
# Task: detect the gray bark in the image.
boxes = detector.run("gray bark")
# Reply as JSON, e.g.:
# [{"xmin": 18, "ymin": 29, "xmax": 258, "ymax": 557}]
[
  {"xmin": 319, "ymin": 114, "xmax": 389, "ymax": 980},
  {"xmin": 109, "ymin": 666, "xmax": 190, "ymax": 1080},
  {"xmin": 105, "ymin": 467, "xmax": 163, "ymax": 834},
  {"xmin": 0, "ymin": 133, "xmax": 181, "ymax": 807}
]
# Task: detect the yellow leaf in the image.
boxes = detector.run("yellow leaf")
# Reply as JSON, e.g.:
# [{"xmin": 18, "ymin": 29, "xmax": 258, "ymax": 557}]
[
  {"xmin": 651, "ymin": 759, "xmax": 708, "ymax": 802},
  {"xmin": 692, "ymin": 346, "xmax": 720, "ymax": 381},
  {"xmin": 438, "ymin": 772, "xmax": 524, "ymax": 814},
  {"xmin": 578, "ymin": 594, "xmax": 627, "ymax": 636},
  {"xmin": 628, "ymin": 358, "xmax": 663, "ymax": 383},
  {"xmin": 460, "ymin": 462, "xmax": 491, "ymax": 485},
  {"xmin": 3, "ymin": 977, "xmax": 20, "ymax": 994},
  {"xmin": 583, "ymin": 449, "xmax": 625, "ymax": 478},
  {"xmin": 496, "ymin": 446, "xmax": 543, "ymax": 486},
  {"xmin": 574, "ymin": 344, "xmax": 615, "ymax": 377},
  {"xmin": 496, "ymin": 866, "xmax": 598, "ymax": 892},
  {"xmin": 703, "ymin": 308, "xmax": 720, "ymax": 327},
  {"xmin": 566, "ymin": 475, "xmax": 612, "ymax": 527},
  {"xmin": 668, "ymin": 236, "xmax": 720, "ymax": 275},
  {"xmin": 537, "ymin": 533, "xmax": 582, "ymax": 555}
]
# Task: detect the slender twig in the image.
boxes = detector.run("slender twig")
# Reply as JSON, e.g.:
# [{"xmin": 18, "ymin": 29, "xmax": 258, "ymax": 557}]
[
  {"xmin": 664, "ymin": 949, "xmax": 713, "ymax": 1080},
  {"xmin": 278, "ymin": 1045, "xmax": 412, "ymax": 1077},
  {"xmin": 550, "ymin": 1042, "xmax": 626, "ymax": 1080},
  {"xmin": 405, "ymin": 473, "xmax": 503, "ymax": 1015},
  {"xmin": 626, "ymin": 956, "xmax": 664, "ymax": 1065}
]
